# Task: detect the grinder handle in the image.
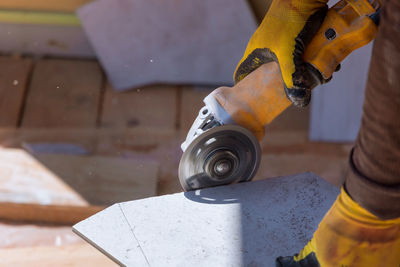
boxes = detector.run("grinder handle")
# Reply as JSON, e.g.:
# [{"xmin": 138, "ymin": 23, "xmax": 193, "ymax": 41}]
[{"xmin": 304, "ymin": 0, "xmax": 379, "ymax": 79}]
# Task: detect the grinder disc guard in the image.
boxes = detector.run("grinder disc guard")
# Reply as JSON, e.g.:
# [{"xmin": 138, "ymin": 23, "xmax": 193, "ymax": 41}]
[{"xmin": 179, "ymin": 125, "xmax": 261, "ymax": 191}]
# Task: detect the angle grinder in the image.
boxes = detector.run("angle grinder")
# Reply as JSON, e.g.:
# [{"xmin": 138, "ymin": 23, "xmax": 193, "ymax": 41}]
[
  {"xmin": 179, "ymin": 94, "xmax": 261, "ymax": 191},
  {"xmin": 179, "ymin": 0, "xmax": 380, "ymax": 191}
]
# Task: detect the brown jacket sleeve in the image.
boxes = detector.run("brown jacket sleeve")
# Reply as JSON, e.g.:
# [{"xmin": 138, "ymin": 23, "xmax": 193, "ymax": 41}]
[{"xmin": 345, "ymin": 0, "xmax": 400, "ymax": 220}]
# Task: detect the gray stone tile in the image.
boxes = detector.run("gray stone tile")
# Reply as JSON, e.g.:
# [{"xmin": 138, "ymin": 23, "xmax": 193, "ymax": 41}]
[
  {"xmin": 77, "ymin": 0, "xmax": 257, "ymax": 91},
  {"xmin": 74, "ymin": 205, "xmax": 148, "ymax": 266},
  {"xmin": 74, "ymin": 173, "xmax": 339, "ymax": 266}
]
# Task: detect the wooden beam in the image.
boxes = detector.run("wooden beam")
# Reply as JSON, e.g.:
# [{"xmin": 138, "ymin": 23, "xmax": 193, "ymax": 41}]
[
  {"xmin": 0, "ymin": 202, "xmax": 104, "ymax": 225},
  {"xmin": 0, "ymin": 244, "xmax": 116, "ymax": 266},
  {"xmin": 0, "ymin": 128, "xmax": 178, "ymax": 154},
  {"xmin": 0, "ymin": 148, "xmax": 89, "ymax": 207},
  {"xmin": 31, "ymin": 153, "xmax": 159, "ymax": 206},
  {"xmin": 22, "ymin": 59, "xmax": 103, "ymax": 128},
  {"xmin": 0, "ymin": 57, "xmax": 32, "ymax": 127},
  {"xmin": 101, "ymin": 83, "xmax": 178, "ymax": 130},
  {"xmin": 0, "ymin": 0, "xmax": 93, "ymax": 12}
]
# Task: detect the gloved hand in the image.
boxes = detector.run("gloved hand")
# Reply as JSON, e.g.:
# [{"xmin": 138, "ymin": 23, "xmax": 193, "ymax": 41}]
[
  {"xmin": 234, "ymin": 0, "xmax": 329, "ymax": 107},
  {"xmin": 276, "ymin": 187, "xmax": 400, "ymax": 267}
]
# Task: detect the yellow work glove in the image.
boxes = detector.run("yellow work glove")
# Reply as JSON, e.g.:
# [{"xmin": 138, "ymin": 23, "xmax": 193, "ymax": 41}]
[
  {"xmin": 276, "ymin": 187, "xmax": 400, "ymax": 267},
  {"xmin": 234, "ymin": 0, "xmax": 329, "ymax": 107}
]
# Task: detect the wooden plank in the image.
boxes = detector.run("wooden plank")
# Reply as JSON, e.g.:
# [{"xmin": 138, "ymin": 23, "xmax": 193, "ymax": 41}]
[
  {"xmin": 0, "ymin": 128, "xmax": 97, "ymax": 152},
  {"xmin": 0, "ymin": 243, "xmax": 116, "ymax": 266},
  {"xmin": 0, "ymin": 128, "xmax": 177, "ymax": 154},
  {"xmin": 255, "ymin": 146, "xmax": 351, "ymax": 187},
  {"xmin": 0, "ymin": 202, "xmax": 103, "ymax": 225},
  {"xmin": 22, "ymin": 59, "xmax": 102, "ymax": 128},
  {"xmin": 0, "ymin": 222, "xmax": 83, "ymax": 248},
  {"xmin": 101, "ymin": 83, "xmax": 178, "ymax": 130},
  {"xmin": 0, "ymin": 56, "xmax": 32, "ymax": 127},
  {"xmin": 33, "ymin": 154, "xmax": 159, "ymax": 206},
  {"xmin": 0, "ymin": 148, "xmax": 88, "ymax": 206},
  {"xmin": 0, "ymin": 0, "xmax": 93, "ymax": 12},
  {"xmin": 0, "ymin": 147, "xmax": 159, "ymax": 206},
  {"xmin": 0, "ymin": 23, "xmax": 95, "ymax": 58}
]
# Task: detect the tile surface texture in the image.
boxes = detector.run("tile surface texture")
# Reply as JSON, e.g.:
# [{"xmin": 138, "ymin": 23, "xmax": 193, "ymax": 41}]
[
  {"xmin": 74, "ymin": 173, "xmax": 340, "ymax": 266},
  {"xmin": 78, "ymin": 0, "xmax": 257, "ymax": 90}
]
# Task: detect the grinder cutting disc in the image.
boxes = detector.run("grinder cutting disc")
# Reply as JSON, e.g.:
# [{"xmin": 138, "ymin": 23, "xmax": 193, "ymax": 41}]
[{"xmin": 179, "ymin": 125, "xmax": 261, "ymax": 191}]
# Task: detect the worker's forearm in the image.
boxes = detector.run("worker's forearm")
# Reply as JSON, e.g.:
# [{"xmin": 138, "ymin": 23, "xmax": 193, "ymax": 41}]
[{"xmin": 345, "ymin": 0, "xmax": 400, "ymax": 219}]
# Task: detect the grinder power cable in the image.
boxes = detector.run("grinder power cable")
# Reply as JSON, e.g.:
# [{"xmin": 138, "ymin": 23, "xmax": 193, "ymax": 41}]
[{"xmin": 179, "ymin": 0, "xmax": 380, "ymax": 191}]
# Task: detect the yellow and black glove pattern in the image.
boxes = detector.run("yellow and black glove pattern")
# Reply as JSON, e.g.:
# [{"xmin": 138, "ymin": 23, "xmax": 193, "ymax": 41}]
[{"xmin": 234, "ymin": 0, "xmax": 329, "ymax": 107}]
